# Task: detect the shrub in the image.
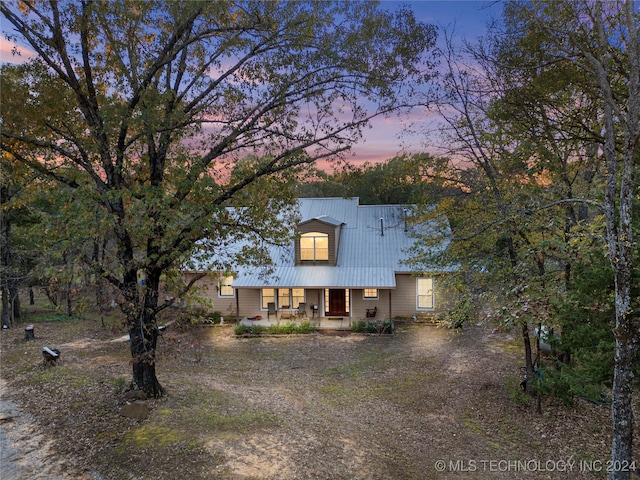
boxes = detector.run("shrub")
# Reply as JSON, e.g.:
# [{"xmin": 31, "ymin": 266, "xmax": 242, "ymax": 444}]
[
  {"xmin": 297, "ymin": 321, "xmax": 317, "ymax": 334},
  {"xmin": 178, "ymin": 309, "xmax": 222, "ymax": 328},
  {"xmin": 203, "ymin": 311, "xmax": 222, "ymax": 324},
  {"xmin": 351, "ymin": 319, "xmax": 394, "ymax": 334},
  {"xmin": 250, "ymin": 325, "xmax": 265, "ymax": 335},
  {"xmin": 351, "ymin": 320, "xmax": 366, "ymax": 333},
  {"xmin": 439, "ymin": 296, "xmax": 473, "ymax": 329},
  {"xmin": 234, "ymin": 324, "xmax": 248, "ymax": 335},
  {"xmin": 234, "ymin": 321, "xmax": 317, "ymax": 336}
]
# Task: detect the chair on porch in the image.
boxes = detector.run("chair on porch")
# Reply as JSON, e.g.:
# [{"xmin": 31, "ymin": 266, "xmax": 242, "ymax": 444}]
[
  {"xmin": 296, "ymin": 302, "xmax": 307, "ymax": 320},
  {"xmin": 366, "ymin": 306, "xmax": 377, "ymax": 318},
  {"xmin": 267, "ymin": 302, "xmax": 277, "ymax": 320}
]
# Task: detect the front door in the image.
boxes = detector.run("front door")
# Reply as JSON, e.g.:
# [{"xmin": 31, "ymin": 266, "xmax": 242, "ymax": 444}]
[{"xmin": 326, "ymin": 289, "xmax": 348, "ymax": 316}]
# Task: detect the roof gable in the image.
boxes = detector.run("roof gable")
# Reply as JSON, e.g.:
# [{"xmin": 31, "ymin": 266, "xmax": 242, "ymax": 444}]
[{"xmin": 298, "ymin": 215, "xmax": 343, "ymax": 227}]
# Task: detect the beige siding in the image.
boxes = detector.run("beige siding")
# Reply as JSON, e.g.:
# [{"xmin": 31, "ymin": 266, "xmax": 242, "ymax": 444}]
[
  {"xmin": 392, "ymin": 273, "xmax": 454, "ymax": 319},
  {"xmin": 183, "ymin": 273, "xmax": 237, "ymax": 318},
  {"xmin": 348, "ymin": 275, "xmax": 455, "ymax": 320},
  {"xmin": 350, "ymin": 289, "xmax": 391, "ymax": 319},
  {"xmin": 235, "ymin": 288, "xmax": 261, "ymax": 318},
  {"xmin": 183, "ymin": 272, "xmax": 455, "ymax": 322}
]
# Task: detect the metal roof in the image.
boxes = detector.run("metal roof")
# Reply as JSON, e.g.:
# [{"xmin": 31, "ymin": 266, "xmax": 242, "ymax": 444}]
[
  {"xmin": 228, "ymin": 197, "xmax": 451, "ymax": 289},
  {"xmin": 233, "ymin": 266, "xmax": 398, "ymax": 288}
]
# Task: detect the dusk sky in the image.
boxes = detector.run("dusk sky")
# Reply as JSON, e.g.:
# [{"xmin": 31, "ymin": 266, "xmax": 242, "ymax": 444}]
[
  {"xmin": 351, "ymin": 0, "xmax": 503, "ymax": 165},
  {"xmin": 0, "ymin": 0, "xmax": 503, "ymax": 166}
]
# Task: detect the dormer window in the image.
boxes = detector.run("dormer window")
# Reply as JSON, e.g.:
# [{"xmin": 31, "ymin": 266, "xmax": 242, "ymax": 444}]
[{"xmin": 300, "ymin": 232, "xmax": 329, "ymax": 261}]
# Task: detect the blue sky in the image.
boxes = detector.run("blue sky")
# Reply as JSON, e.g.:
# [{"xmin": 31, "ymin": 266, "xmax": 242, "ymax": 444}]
[
  {"xmin": 351, "ymin": 1, "xmax": 503, "ymax": 164},
  {"xmin": 403, "ymin": 0, "xmax": 500, "ymax": 39}
]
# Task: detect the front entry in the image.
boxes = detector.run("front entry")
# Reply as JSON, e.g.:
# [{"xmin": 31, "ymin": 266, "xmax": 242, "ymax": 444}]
[{"xmin": 326, "ymin": 289, "xmax": 349, "ymax": 316}]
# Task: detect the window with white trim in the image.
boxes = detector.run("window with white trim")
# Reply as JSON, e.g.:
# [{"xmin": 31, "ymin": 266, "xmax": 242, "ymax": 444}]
[
  {"xmin": 417, "ymin": 278, "xmax": 434, "ymax": 309},
  {"xmin": 262, "ymin": 288, "xmax": 275, "ymax": 309},
  {"xmin": 278, "ymin": 288, "xmax": 291, "ymax": 309},
  {"xmin": 300, "ymin": 232, "xmax": 329, "ymax": 261},
  {"xmin": 363, "ymin": 288, "xmax": 378, "ymax": 299},
  {"xmin": 263, "ymin": 288, "xmax": 305, "ymax": 309},
  {"xmin": 219, "ymin": 276, "xmax": 234, "ymax": 297},
  {"xmin": 291, "ymin": 288, "xmax": 305, "ymax": 308}
]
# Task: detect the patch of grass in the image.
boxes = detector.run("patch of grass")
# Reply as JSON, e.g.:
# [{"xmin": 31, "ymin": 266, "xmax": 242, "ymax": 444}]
[
  {"xmin": 23, "ymin": 312, "xmax": 79, "ymax": 323},
  {"xmin": 316, "ymin": 382, "xmax": 360, "ymax": 407},
  {"xmin": 504, "ymin": 375, "xmax": 531, "ymax": 407},
  {"xmin": 367, "ymin": 371, "xmax": 441, "ymax": 405},
  {"xmin": 118, "ymin": 424, "xmax": 185, "ymax": 453},
  {"xmin": 321, "ymin": 347, "xmax": 401, "ymax": 381},
  {"xmin": 496, "ymin": 338, "xmax": 523, "ymax": 355},
  {"xmin": 110, "ymin": 376, "xmax": 129, "ymax": 394},
  {"xmin": 235, "ymin": 321, "xmax": 317, "ymax": 335},
  {"xmin": 198, "ymin": 410, "xmax": 280, "ymax": 432},
  {"xmin": 586, "ymin": 423, "xmax": 602, "ymax": 434},
  {"xmin": 462, "ymin": 416, "xmax": 484, "ymax": 435},
  {"xmin": 168, "ymin": 386, "xmax": 281, "ymax": 435},
  {"xmin": 31, "ymin": 366, "xmax": 92, "ymax": 388},
  {"xmin": 495, "ymin": 416, "xmax": 528, "ymax": 448}
]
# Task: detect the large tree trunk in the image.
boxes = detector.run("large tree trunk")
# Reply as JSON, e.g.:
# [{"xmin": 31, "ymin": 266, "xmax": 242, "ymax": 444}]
[
  {"xmin": 602, "ymin": 2, "xmax": 638, "ymax": 472},
  {"xmin": 128, "ymin": 276, "xmax": 163, "ymax": 397},
  {"xmin": 129, "ymin": 317, "xmax": 163, "ymax": 397},
  {"xmin": 610, "ymin": 326, "xmax": 636, "ymax": 480}
]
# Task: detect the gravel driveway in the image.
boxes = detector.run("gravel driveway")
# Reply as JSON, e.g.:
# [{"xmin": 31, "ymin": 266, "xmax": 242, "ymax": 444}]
[{"xmin": 0, "ymin": 321, "xmax": 614, "ymax": 480}]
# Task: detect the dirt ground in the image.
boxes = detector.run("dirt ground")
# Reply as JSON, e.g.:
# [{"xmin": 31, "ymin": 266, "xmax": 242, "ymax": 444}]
[{"xmin": 0, "ymin": 314, "xmax": 627, "ymax": 480}]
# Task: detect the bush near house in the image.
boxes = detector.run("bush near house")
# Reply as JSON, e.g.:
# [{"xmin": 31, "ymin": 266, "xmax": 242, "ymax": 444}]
[
  {"xmin": 178, "ymin": 308, "xmax": 222, "ymax": 327},
  {"xmin": 234, "ymin": 322, "xmax": 317, "ymax": 336},
  {"xmin": 351, "ymin": 319, "xmax": 394, "ymax": 334}
]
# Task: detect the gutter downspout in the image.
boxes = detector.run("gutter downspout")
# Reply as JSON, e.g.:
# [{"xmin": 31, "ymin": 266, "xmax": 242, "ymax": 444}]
[{"xmin": 235, "ymin": 289, "xmax": 240, "ymax": 321}]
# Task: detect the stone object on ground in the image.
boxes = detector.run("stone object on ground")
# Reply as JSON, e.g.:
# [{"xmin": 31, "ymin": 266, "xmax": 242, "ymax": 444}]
[
  {"xmin": 123, "ymin": 390, "xmax": 147, "ymax": 401},
  {"xmin": 119, "ymin": 401, "xmax": 148, "ymax": 420}
]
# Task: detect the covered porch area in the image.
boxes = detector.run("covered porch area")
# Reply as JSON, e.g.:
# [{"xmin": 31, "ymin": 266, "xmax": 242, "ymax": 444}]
[{"xmin": 238, "ymin": 315, "xmax": 355, "ymax": 331}]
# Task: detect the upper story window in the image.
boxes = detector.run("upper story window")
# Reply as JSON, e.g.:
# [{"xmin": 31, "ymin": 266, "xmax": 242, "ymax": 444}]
[{"xmin": 300, "ymin": 232, "xmax": 329, "ymax": 261}]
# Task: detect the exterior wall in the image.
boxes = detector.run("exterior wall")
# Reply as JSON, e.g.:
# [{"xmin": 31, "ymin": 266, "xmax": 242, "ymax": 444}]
[
  {"xmin": 184, "ymin": 272, "xmax": 456, "ymax": 322},
  {"xmin": 303, "ymin": 289, "xmax": 323, "ymax": 313},
  {"xmin": 183, "ymin": 273, "xmax": 238, "ymax": 319},
  {"xmin": 392, "ymin": 273, "xmax": 454, "ymax": 319},
  {"xmin": 235, "ymin": 288, "xmax": 261, "ymax": 318},
  {"xmin": 350, "ymin": 288, "xmax": 391, "ymax": 320}
]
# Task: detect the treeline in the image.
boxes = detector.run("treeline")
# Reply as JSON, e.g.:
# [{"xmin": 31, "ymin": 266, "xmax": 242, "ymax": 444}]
[{"xmin": 297, "ymin": 154, "xmax": 453, "ymax": 205}]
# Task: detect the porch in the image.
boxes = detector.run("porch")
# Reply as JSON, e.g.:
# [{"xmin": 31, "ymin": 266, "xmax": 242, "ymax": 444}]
[{"xmin": 239, "ymin": 315, "xmax": 355, "ymax": 330}]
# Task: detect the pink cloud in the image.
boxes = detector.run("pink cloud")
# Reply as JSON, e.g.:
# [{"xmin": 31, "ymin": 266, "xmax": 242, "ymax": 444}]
[{"xmin": 0, "ymin": 38, "xmax": 34, "ymax": 64}]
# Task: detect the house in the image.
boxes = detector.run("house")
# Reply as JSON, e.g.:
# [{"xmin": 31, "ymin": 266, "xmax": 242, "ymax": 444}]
[{"xmin": 185, "ymin": 197, "xmax": 454, "ymax": 328}]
